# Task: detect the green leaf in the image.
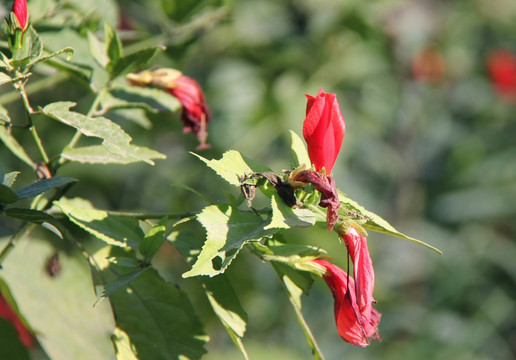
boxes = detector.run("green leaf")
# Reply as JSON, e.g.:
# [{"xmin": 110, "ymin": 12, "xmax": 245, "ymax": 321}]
[
  {"xmin": 102, "ymin": 267, "xmax": 149, "ymax": 298},
  {"xmin": 87, "ymin": 31, "xmax": 109, "ymax": 67},
  {"xmin": 104, "ymin": 22, "xmax": 122, "ymax": 62},
  {"xmin": 107, "ymin": 46, "xmax": 162, "ymax": 80},
  {"xmin": 102, "ymin": 86, "xmax": 181, "ymax": 113},
  {"xmin": 0, "ymin": 234, "xmax": 116, "ymax": 360},
  {"xmin": 4, "ymin": 208, "xmax": 55, "ymax": 223},
  {"xmin": 139, "ymin": 217, "xmax": 168, "ymax": 260},
  {"xmin": 61, "ymin": 145, "xmax": 165, "ymax": 165},
  {"xmin": 289, "ymin": 130, "xmax": 311, "ymax": 169},
  {"xmin": 339, "ymin": 191, "xmax": 442, "ymax": 254},
  {"xmin": 44, "ymin": 56, "xmax": 93, "ymax": 85},
  {"xmin": 42, "ymin": 102, "xmax": 165, "ymax": 165},
  {"xmin": 0, "ymin": 184, "xmax": 19, "ymax": 204},
  {"xmin": 193, "ymin": 150, "xmax": 271, "ymax": 187},
  {"xmin": 112, "ymin": 327, "xmax": 139, "ymax": 360},
  {"xmin": 272, "ymin": 262, "xmax": 324, "ymax": 360},
  {"xmin": 265, "ymin": 193, "xmax": 316, "ymax": 230},
  {"xmin": 0, "ymin": 318, "xmax": 31, "ymax": 360},
  {"xmin": 16, "ymin": 177, "xmax": 77, "ymax": 200},
  {"xmin": 0, "ymin": 125, "xmax": 35, "ymax": 168},
  {"xmin": 95, "ymin": 247, "xmax": 208, "ymax": 360},
  {"xmin": 54, "ymin": 197, "xmax": 144, "ymax": 247},
  {"xmin": 2, "ymin": 171, "xmax": 20, "ymax": 187},
  {"xmin": 203, "ymin": 275, "xmax": 249, "ymax": 359},
  {"xmin": 183, "ymin": 204, "xmax": 275, "ymax": 277}
]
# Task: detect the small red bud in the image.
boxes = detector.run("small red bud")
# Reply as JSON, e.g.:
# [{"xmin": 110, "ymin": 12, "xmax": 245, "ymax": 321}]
[{"xmin": 11, "ymin": 0, "xmax": 28, "ymax": 31}]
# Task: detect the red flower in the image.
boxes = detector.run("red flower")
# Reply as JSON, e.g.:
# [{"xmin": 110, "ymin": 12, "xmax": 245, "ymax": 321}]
[
  {"xmin": 314, "ymin": 259, "xmax": 381, "ymax": 347},
  {"xmin": 303, "ymin": 89, "xmax": 345, "ymax": 175},
  {"xmin": 0, "ymin": 293, "xmax": 35, "ymax": 348},
  {"xmin": 342, "ymin": 226, "xmax": 375, "ymax": 313},
  {"xmin": 168, "ymin": 75, "xmax": 211, "ymax": 149},
  {"xmin": 127, "ymin": 69, "xmax": 211, "ymax": 149},
  {"xmin": 11, "ymin": 0, "xmax": 28, "ymax": 31},
  {"xmin": 487, "ymin": 49, "xmax": 516, "ymax": 101}
]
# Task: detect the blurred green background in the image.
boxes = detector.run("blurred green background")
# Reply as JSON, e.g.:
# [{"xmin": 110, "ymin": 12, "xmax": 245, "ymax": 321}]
[{"xmin": 1, "ymin": 0, "xmax": 515, "ymax": 359}]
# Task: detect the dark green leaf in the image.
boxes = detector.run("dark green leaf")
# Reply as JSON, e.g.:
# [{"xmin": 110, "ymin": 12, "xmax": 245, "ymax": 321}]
[
  {"xmin": 104, "ymin": 86, "xmax": 181, "ymax": 113},
  {"xmin": 4, "ymin": 208, "xmax": 54, "ymax": 223},
  {"xmin": 102, "ymin": 267, "xmax": 148, "ymax": 298},
  {"xmin": 107, "ymin": 47, "xmax": 163, "ymax": 80},
  {"xmin": 104, "ymin": 22, "xmax": 122, "ymax": 62},
  {"xmin": 96, "ymin": 247, "xmax": 208, "ymax": 360},
  {"xmin": 139, "ymin": 217, "xmax": 168, "ymax": 260},
  {"xmin": 16, "ymin": 177, "xmax": 77, "ymax": 200},
  {"xmin": 0, "ymin": 184, "xmax": 19, "ymax": 204}
]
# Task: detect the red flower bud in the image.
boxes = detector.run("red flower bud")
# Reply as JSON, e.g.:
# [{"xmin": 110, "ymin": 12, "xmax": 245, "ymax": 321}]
[
  {"xmin": 303, "ymin": 89, "xmax": 345, "ymax": 175},
  {"xmin": 487, "ymin": 49, "xmax": 516, "ymax": 102},
  {"xmin": 0, "ymin": 293, "xmax": 35, "ymax": 348},
  {"xmin": 11, "ymin": 0, "xmax": 28, "ymax": 31},
  {"xmin": 313, "ymin": 259, "xmax": 381, "ymax": 347}
]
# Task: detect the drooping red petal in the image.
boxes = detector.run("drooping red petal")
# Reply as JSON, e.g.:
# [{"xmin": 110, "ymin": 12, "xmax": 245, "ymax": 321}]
[
  {"xmin": 342, "ymin": 226, "xmax": 375, "ymax": 313},
  {"xmin": 303, "ymin": 89, "xmax": 345, "ymax": 175},
  {"xmin": 313, "ymin": 259, "xmax": 381, "ymax": 346}
]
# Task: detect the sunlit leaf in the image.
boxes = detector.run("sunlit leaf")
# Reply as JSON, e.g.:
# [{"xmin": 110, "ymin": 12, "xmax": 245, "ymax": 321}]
[
  {"xmin": 42, "ymin": 102, "xmax": 165, "ymax": 165},
  {"xmin": 289, "ymin": 130, "xmax": 311, "ymax": 169},
  {"xmin": 193, "ymin": 150, "xmax": 271, "ymax": 187},
  {"xmin": 265, "ymin": 193, "xmax": 316, "ymax": 230},
  {"xmin": 339, "ymin": 191, "xmax": 442, "ymax": 254},
  {"xmin": 55, "ymin": 197, "xmax": 144, "ymax": 247},
  {"xmin": 183, "ymin": 204, "xmax": 275, "ymax": 277}
]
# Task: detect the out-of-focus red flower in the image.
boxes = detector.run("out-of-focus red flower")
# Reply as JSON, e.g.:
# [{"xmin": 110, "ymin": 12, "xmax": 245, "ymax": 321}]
[
  {"xmin": 303, "ymin": 89, "xmax": 345, "ymax": 175},
  {"xmin": 11, "ymin": 0, "xmax": 28, "ymax": 31},
  {"xmin": 487, "ymin": 49, "xmax": 516, "ymax": 101},
  {"xmin": 411, "ymin": 48, "xmax": 446, "ymax": 83},
  {"xmin": 341, "ymin": 226, "xmax": 375, "ymax": 313},
  {"xmin": 127, "ymin": 68, "xmax": 211, "ymax": 149},
  {"xmin": 313, "ymin": 259, "xmax": 381, "ymax": 347},
  {"xmin": 0, "ymin": 293, "xmax": 35, "ymax": 348}
]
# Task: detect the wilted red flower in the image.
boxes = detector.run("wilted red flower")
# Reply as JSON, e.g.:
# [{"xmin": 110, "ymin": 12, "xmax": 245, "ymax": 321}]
[
  {"xmin": 292, "ymin": 169, "xmax": 340, "ymax": 230},
  {"xmin": 411, "ymin": 48, "xmax": 446, "ymax": 82},
  {"xmin": 11, "ymin": 0, "xmax": 28, "ymax": 31},
  {"xmin": 0, "ymin": 293, "xmax": 35, "ymax": 348},
  {"xmin": 313, "ymin": 259, "xmax": 381, "ymax": 347},
  {"xmin": 127, "ymin": 68, "xmax": 211, "ymax": 149},
  {"xmin": 341, "ymin": 226, "xmax": 375, "ymax": 313},
  {"xmin": 487, "ymin": 49, "xmax": 516, "ymax": 101},
  {"xmin": 303, "ymin": 89, "xmax": 345, "ymax": 175}
]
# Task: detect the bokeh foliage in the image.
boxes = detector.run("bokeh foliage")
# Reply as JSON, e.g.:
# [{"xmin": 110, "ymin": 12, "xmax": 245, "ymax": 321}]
[{"xmin": 1, "ymin": 0, "xmax": 515, "ymax": 359}]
